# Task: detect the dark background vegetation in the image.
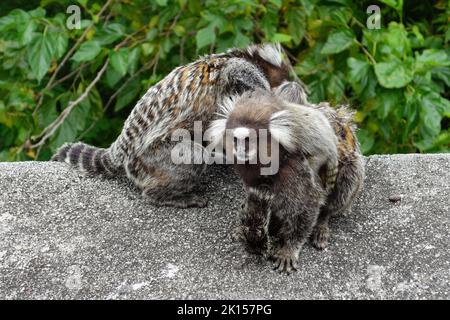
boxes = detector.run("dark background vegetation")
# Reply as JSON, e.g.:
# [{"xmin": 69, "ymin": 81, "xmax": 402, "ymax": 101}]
[{"xmin": 0, "ymin": 0, "xmax": 448, "ymax": 161}]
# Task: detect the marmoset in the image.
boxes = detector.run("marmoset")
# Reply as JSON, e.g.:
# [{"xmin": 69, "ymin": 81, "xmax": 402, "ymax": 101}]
[
  {"xmin": 52, "ymin": 43, "xmax": 289, "ymax": 208},
  {"xmin": 208, "ymin": 86, "xmax": 364, "ymax": 274},
  {"xmin": 275, "ymin": 82, "xmax": 365, "ymax": 248}
]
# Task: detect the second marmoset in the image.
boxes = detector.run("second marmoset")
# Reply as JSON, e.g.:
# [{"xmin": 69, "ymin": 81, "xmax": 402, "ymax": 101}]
[{"xmin": 208, "ymin": 86, "xmax": 364, "ymax": 274}]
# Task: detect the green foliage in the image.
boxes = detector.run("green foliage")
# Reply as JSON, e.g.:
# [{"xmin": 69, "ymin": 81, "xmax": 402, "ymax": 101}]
[{"xmin": 0, "ymin": 0, "xmax": 449, "ymax": 162}]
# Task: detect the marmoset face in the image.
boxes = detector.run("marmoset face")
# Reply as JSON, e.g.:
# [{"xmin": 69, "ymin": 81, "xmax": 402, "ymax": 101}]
[{"xmin": 229, "ymin": 126, "xmax": 258, "ymax": 163}]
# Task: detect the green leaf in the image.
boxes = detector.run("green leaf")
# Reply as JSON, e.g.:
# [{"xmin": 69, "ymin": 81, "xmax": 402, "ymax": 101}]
[
  {"xmin": 156, "ymin": 0, "xmax": 168, "ymax": 6},
  {"xmin": 28, "ymin": 7, "xmax": 46, "ymax": 18},
  {"xmin": 38, "ymin": 99, "xmax": 58, "ymax": 129},
  {"xmin": 260, "ymin": 9, "xmax": 278, "ymax": 39},
  {"xmin": 307, "ymin": 78, "xmax": 326, "ymax": 103},
  {"xmin": 432, "ymin": 67, "xmax": 450, "ymax": 87},
  {"xmin": 19, "ymin": 20, "xmax": 36, "ymax": 45},
  {"xmin": 27, "ymin": 32, "xmax": 55, "ymax": 82},
  {"xmin": 415, "ymin": 49, "xmax": 450, "ymax": 73},
  {"xmin": 49, "ymin": 31, "xmax": 68, "ymax": 59},
  {"xmin": 94, "ymin": 23, "xmax": 125, "ymax": 45},
  {"xmin": 0, "ymin": 14, "xmax": 16, "ymax": 33},
  {"xmin": 51, "ymin": 105, "xmax": 78, "ymax": 151},
  {"xmin": 104, "ymin": 23, "xmax": 125, "ymax": 36},
  {"xmin": 0, "ymin": 9, "xmax": 28, "ymax": 33},
  {"xmin": 421, "ymin": 97, "xmax": 442, "ymax": 138},
  {"xmin": 71, "ymin": 41, "xmax": 101, "ymax": 62},
  {"xmin": 326, "ymin": 73, "xmax": 345, "ymax": 103},
  {"xmin": 268, "ymin": 0, "xmax": 282, "ymax": 7},
  {"xmin": 196, "ymin": 25, "xmax": 215, "ymax": 50},
  {"xmin": 356, "ymin": 128, "xmax": 374, "ymax": 154},
  {"xmin": 127, "ymin": 47, "xmax": 141, "ymax": 75},
  {"xmin": 233, "ymin": 32, "xmax": 251, "ymax": 48},
  {"xmin": 271, "ymin": 33, "xmax": 292, "ymax": 43},
  {"xmin": 423, "ymin": 93, "xmax": 450, "ymax": 118},
  {"xmin": 105, "ymin": 65, "xmax": 122, "ymax": 88},
  {"xmin": 379, "ymin": 22, "xmax": 410, "ymax": 58},
  {"xmin": 301, "ymin": 0, "xmax": 315, "ymax": 16},
  {"xmin": 379, "ymin": 0, "xmax": 403, "ymax": 12},
  {"xmin": 0, "ymin": 100, "xmax": 14, "ymax": 127},
  {"xmin": 375, "ymin": 88, "xmax": 402, "ymax": 119},
  {"xmin": 202, "ymin": 12, "xmax": 228, "ymax": 34},
  {"xmin": 330, "ymin": 7, "xmax": 353, "ymax": 25},
  {"xmin": 347, "ymin": 57, "xmax": 376, "ymax": 99},
  {"xmin": 114, "ymin": 79, "xmax": 140, "ymax": 112},
  {"xmin": 374, "ymin": 60, "xmax": 413, "ymax": 88},
  {"xmin": 321, "ymin": 29, "xmax": 355, "ymax": 55},
  {"xmin": 286, "ymin": 8, "xmax": 306, "ymax": 45},
  {"xmin": 110, "ymin": 48, "xmax": 129, "ymax": 76},
  {"xmin": 348, "ymin": 57, "xmax": 370, "ymax": 82}
]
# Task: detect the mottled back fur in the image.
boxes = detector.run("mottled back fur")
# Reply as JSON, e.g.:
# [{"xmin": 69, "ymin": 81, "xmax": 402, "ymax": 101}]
[{"xmin": 52, "ymin": 43, "xmax": 289, "ymax": 208}]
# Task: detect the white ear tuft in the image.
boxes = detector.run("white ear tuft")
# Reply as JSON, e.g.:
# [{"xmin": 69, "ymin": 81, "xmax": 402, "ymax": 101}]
[
  {"xmin": 247, "ymin": 43, "xmax": 283, "ymax": 67},
  {"xmin": 206, "ymin": 118, "xmax": 227, "ymax": 147},
  {"xmin": 216, "ymin": 96, "xmax": 237, "ymax": 118},
  {"xmin": 274, "ymin": 81, "xmax": 309, "ymax": 104},
  {"xmin": 269, "ymin": 110, "xmax": 296, "ymax": 152}
]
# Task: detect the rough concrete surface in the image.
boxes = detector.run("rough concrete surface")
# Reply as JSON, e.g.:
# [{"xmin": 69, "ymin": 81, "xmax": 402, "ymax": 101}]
[{"xmin": 0, "ymin": 154, "xmax": 448, "ymax": 300}]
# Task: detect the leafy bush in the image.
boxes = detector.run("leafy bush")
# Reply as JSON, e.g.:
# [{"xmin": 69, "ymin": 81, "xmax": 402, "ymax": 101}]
[{"xmin": 0, "ymin": 0, "xmax": 448, "ymax": 161}]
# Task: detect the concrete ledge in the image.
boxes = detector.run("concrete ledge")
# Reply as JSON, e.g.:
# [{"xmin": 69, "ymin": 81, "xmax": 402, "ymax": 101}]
[{"xmin": 0, "ymin": 154, "xmax": 449, "ymax": 299}]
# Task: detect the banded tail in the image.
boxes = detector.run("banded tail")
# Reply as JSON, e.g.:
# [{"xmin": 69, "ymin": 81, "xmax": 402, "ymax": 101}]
[
  {"xmin": 320, "ymin": 158, "xmax": 339, "ymax": 194},
  {"xmin": 51, "ymin": 142, "xmax": 123, "ymax": 176},
  {"xmin": 325, "ymin": 159, "xmax": 339, "ymax": 193}
]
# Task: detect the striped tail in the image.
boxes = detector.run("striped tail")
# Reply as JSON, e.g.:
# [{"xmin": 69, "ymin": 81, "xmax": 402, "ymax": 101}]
[
  {"xmin": 51, "ymin": 142, "xmax": 123, "ymax": 176},
  {"xmin": 320, "ymin": 158, "xmax": 339, "ymax": 194},
  {"xmin": 325, "ymin": 159, "xmax": 339, "ymax": 193}
]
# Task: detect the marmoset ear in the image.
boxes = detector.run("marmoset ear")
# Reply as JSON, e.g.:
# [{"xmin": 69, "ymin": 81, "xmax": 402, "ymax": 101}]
[
  {"xmin": 246, "ymin": 43, "xmax": 284, "ymax": 68},
  {"xmin": 273, "ymin": 81, "xmax": 308, "ymax": 105},
  {"xmin": 268, "ymin": 110, "xmax": 295, "ymax": 152},
  {"xmin": 206, "ymin": 118, "xmax": 227, "ymax": 147},
  {"xmin": 205, "ymin": 97, "xmax": 236, "ymax": 147}
]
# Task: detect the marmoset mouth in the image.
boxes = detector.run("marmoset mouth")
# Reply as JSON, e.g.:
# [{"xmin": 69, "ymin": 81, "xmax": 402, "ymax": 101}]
[{"xmin": 234, "ymin": 149, "xmax": 257, "ymax": 163}]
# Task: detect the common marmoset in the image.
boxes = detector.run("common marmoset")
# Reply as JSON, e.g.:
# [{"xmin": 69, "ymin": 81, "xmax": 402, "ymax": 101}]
[
  {"xmin": 208, "ymin": 86, "xmax": 364, "ymax": 274},
  {"xmin": 52, "ymin": 43, "xmax": 289, "ymax": 208},
  {"xmin": 275, "ymin": 81, "xmax": 365, "ymax": 226}
]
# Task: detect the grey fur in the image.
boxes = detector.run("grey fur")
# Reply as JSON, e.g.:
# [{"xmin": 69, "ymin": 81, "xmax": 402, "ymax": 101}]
[
  {"xmin": 221, "ymin": 86, "xmax": 364, "ymax": 274},
  {"xmin": 52, "ymin": 43, "xmax": 288, "ymax": 208},
  {"xmin": 209, "ymin": 89, "xmax": 338, "ymax": 273},
  {"xmin": 273, "ymin": 81, "xmax": 308, "ymax": 105},
  {"xmin": 272, "ymin": 81, "xmax": 365, "ymax": 252}
]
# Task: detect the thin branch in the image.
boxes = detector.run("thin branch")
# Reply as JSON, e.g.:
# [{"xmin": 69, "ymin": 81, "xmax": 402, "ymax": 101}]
[
  {"xmin": 46, "ymin": 62, "xmax": 92, "ymax": 92},
  {"xmin": 280, "ymin": 46, "xmax": 309, "ymax": 94},
  {"xmin": 33, "ymin": 0, "xmax": 114, "ymax": 116},
  {"xmin": 77, "ymin": 54, "xmax": 159, "ymax": 140},
  {"xmin": 179, "ymin": 36, "xmax": 185, "ymax": 64},
  {"xmin": 284, "ymin": 48, "xmax": 299, "ymax": 64},
  {"xmin": 105, "ymin": 56, "xmax": 158, "ymax": 111},
  {"xmin": 31, "ymin": 58, "xmax": 110, "ymax": 149},
  {"xmin": 354, "ymin": 39, "xmax": 377, "ymax": 65},
  {"xmin": 152, "ymin": 50, "xmax": 160, "ymax": 75},
  {"xmin": 163, "ymin": 9, "xmax": 183, "ymax": 37},
  {"xmin": 114, "ymin": 25, "xmax": 147, "ymax": 51}
]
